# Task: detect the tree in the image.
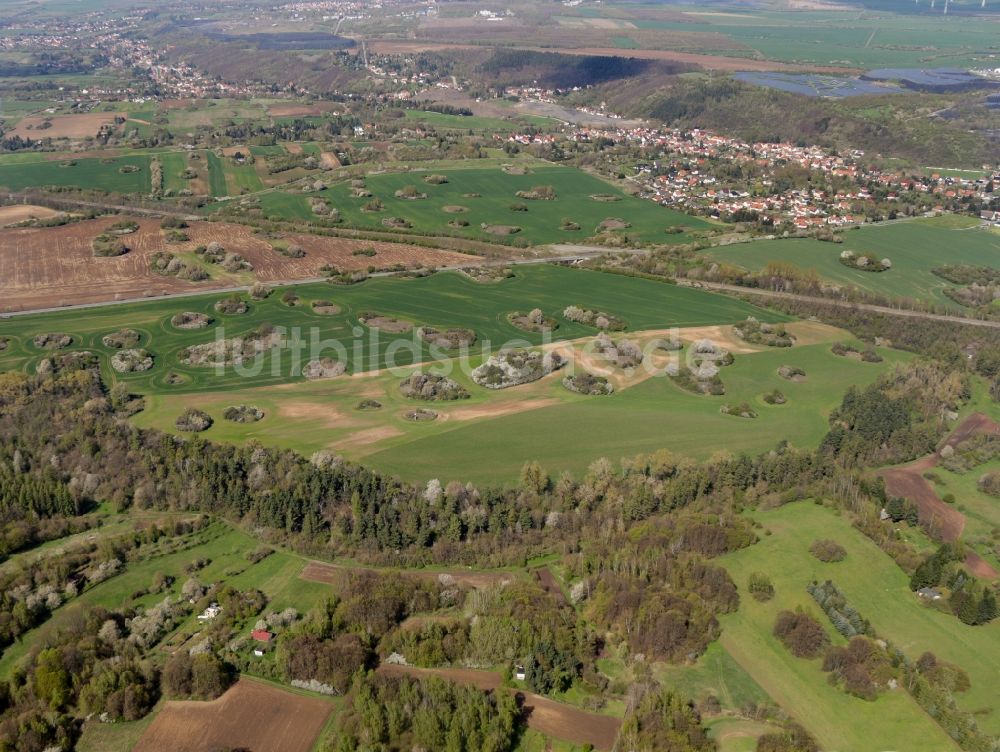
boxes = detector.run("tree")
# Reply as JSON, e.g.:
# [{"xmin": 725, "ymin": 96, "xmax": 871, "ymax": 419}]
[{"xmin": 33, "ymin": 648, "xmax": 71, "ymax": 709}]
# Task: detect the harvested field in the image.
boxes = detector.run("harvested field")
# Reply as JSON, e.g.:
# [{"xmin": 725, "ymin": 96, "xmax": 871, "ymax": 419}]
[
  {"xmin": 131, "ymin": 678, "xmax": 333, "ymax": 752},
  {"xmin": 534, "ymin": 567, "xmax": 568, "ymax": 605},
  {"xmin": 376, "ymin": 665, "xmax": 621, "ymax": 751},
  {"xmin": 0, "ymin": 217, "xmax": 481, "ymax": 312},
  {"xmin": 9, "ymin": 112, "xmax": 124, "ymax": 140},
  {"xmin": 301, "ymin": 560, "xmax": 513, "ymax": 590},
  {"xmin": 878, "ymin": 412, "xmax": 1000, "ymax": 579},
  {"xmin": 269, "ymin": 104, "xmax": 322, "ymax": 117},
  {"xmin": 0, "ymin": 205, "xmax": 61, "ymax": 226}
]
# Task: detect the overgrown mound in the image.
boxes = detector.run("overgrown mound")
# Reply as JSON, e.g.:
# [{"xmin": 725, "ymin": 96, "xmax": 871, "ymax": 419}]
[
  {"xmin": 382, "ymin": 216, "xmax": 412, "ymax": 229},
  {"xmin": 423, "ymin": 174, "xmax": 449, "ymax": 184},
  {"xmin": 197, "ymin": 242, "xmax": 253, "ymax": 273},
  {"xmin": 481, "ymin": 223, "xmax": 521, "ymax": 236},
  {"xmin": 666, "ymin": 362, "xmax": 725, "ymax": 395},
  {"xmin": 358, "ymin": 312, "xmax": 413, "ymax": 333},
  {"xmin": 594, "ymin": 333, "xmax": 643, "ymax": 368},
  {"xmin": 563, "ymin": 305, "xmax": 625, "ymax": 331},
  {"xmin": 92, "ymin": 233, "xmax": 129, "ymax": 257},
  {"xmin": 37, "ymin": 351, "xmax": 97, "ymax": 375},
  {"xmin": 176, "ymin": 408, "xmax": 213, "ymax": 432},
  {"xmin": 311, "ymin": 300, "xmax": 340, "ymax": 315},
  {"xmin": 102, "ymin": 329, "xmax": 141, "ymax": 348},
  {"xmin": 215, "ymin": 296, "xmax": 249, "ymax": 315},
  {"xmin": 404, "ymin": 408, "xmax": 438, "ymax": 422},
  {"xmin": 840, "ymin": 250, "xmax": 890, "ymax": 272},
  {"xmin": 179, "ymin": 325, "xmax": 282, "ymax": 367},
  {"xmin": 472, "ymin": 349, "xmax": 564, "ymax": 389},
  {"xmin": 508, "ymin": 309, "xmax": 557, "ymax": 332},
  {"xmin": 171, "ymin": 312, "xmax": 213, "ymax": 329},
  {"xmin": 394, "ymin": 186, "xmax": 427, "ymax": 200},
  {"xmin": 111, "ymin": 349, "xmax": 154, "ymax": 374},
  {"xmin": 399, "ymin": 372, "xmax": 470, "ymax": 401},
  {"xmin": 763, "ymin": 389, "xmax": 787, "ymax": 405},
  {"xmin": 356, "ymin": 399, "xmax": 382, "ymax": 411},
  {"xmin": 515, "ymin": 185, "xmax": 556, "ymax": 201},
  {"xmin": 778, "ymin": 365, "xmax": 806, "ymax": 381},
  {"xmin": 33, "ymin": 333, "xmax": 72, "ymax": 350},
  {"xmin": 734, "ymin": 316, "xmax": 794, "ymax": 347},
  {"xmin": 302, "ymin": 358, "xmax": 346, "ymax": 380},
  {"xmin": 720, "ymin": 402, "xmax": 757, "ymax": 419},
  {"xmin": 563, "ymin": 372, "xmax": 614, "ymax": 395},
  {"xmin": 151, "ymin": 252, "xmax": 208, "ymax": 281},
  {"xmin": 461, "ymin": 267, "xmax": 514, "ymax": 284},
  {"xmin": 418, "ymin": 327, "xmax": 476, "ymax": 350},
  {"xmin": 223, "ymin": 405, "xmax": 265, "ymax": 423},
  {"xmin": 831, "ymin": 343, "xmax": 882, "ymax": 362}
]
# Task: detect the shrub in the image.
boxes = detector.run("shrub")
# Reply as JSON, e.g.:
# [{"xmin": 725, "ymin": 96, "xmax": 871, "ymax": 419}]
[
  {"xmin": 175, "ymin": 408, "xmax": 212, "ymax": 432},
  {"xmin": 810, "ymin": 539, "xmax": 847, "ymax": 563},
  {"xmin": 223, "ymin": 405, "xmax": 264, "ymax": 423},
  {"xmin": 399, "ymin": 372, "xmax": 470, "ymax": 401},
  {"xmin": 92, "ymin": 233, "xmax": 128, "ymax": 257},
  {"xmin": 773, "ymin": 609, "xmax": 830, "ymax": 658},
  {"xmin": 763, "ymin": 389, "xmax": 786, "ymax": 405},
  {"xmin": 747, "ymin": 572, "xmax": 774, "ymax": 602}
]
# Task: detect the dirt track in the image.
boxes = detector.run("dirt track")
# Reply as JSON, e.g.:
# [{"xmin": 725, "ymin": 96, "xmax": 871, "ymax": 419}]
[
  {"xmin": 131, "ymin": 678, "xmax": 332, "ymax": 752},
  {"xmin": 376, "ymin": 664, "xmax": 621, "ymax": 751},
  {"xmin": 878, "ymin": 413, "xmax": 1000, "ymax": 579}
]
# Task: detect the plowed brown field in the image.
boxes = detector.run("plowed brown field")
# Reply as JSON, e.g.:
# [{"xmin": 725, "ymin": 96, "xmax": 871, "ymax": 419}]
[
  {"xmin": 132, "ymin": 679, "xmax": 333, "ymax": 752},
  {"xmin": 0, "ymin": 217, "xmax": 480, "ymax": 312}
]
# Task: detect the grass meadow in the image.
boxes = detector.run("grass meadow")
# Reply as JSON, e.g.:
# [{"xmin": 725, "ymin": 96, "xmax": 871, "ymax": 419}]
[
  {"xmin": 708, "ymin": 216, "xmax": 1000, "ymax": 307},
  {"xmin": 213, "ymin": 163, "xmax": 712, "ymax": 245},
  {"xmin": 720, "ymin": 501, "xmax": 1000, "ymax": 744}
]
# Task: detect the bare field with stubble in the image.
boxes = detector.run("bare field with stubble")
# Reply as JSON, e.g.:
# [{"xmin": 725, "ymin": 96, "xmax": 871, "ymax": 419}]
[
  {"xmin": 0, "ymin": 216, "xmax": 481, "ymax": 311},
  {"xmin": 9, "ymin": 112, "xmax": 125, "ymax": 140},
  {"xmin": 132, "ymin": 679, "xmax": 333, "ymax": 752}
]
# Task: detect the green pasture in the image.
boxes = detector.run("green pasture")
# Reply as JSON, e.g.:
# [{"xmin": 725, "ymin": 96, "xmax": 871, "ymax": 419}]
[
  {"xmin": 0, "ymin": 265, "xmax": 782, "ymax": 392},
  {"xmin": 720, "ymin": 500, "xmax": 1000, "ymax": 743},
  {"xmin": 708, "ymin": 217, "xmax": 1000, "ymax": 307},
  {"xmin": 929, "ymin": 459, "xmax": 1000, "ymax": 573},
  {"xmin": 210, "ymin": 163, "xmax": 712, "ymax": 245},
  {"xmin": 0, "ymin": 153, "xmax": 151, "ymax": 193}
]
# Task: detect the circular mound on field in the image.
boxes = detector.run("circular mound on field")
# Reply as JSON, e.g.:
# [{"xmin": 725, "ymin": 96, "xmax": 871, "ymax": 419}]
[
  {"xmin": 423, "ymin": 174, "xmax": 449, "ymax": 185},
  {"xmin": 590, "ymin": 194, "xmax": 622, "ymax": 202},
  {"xmin": 92, "ymin": 233, "xmax": 129, "ymax": 257},
  {"xmin": 33, "ymin": 333, "xmax": 73, "ymax": 350},
  {"xmin": 394, "ymin": 186, "xmax": 427, "ymax": 200},
  {"xmin": 382, "ymin": 216, "xmax": 412, "ymax": 229},
  {"xmin": 472, "ymin": 349, "xmax": 564, "ymax": 390},
  {"xmin": 223, "ymin": 405, "xmax": 264, "ymax": 423},
  {"xmin": 359, "ymin": 311, "xmax": 413, "ymax": 334},
  {"xmin": 176, "ymin": 408, "xmax": 212, "ymax": 432},
  {"xmin": 215, "ymin": 296, "xmax": 249, "ymax": 315},
  {"xmin": 311, "ymin": 300, "xmax": 341, "ymax": 315},
  {"xmin": 111, "ymin": 348, "xmax": 154, "ymax": 374},
  {"xmin": 0, "ymin": 337, "xmax": 9, "ymax": 352},
  {"xmin": 404, "ymin": 408, "xmax": 438, "ymax": 422},
  {"xmin": 502, "ymin": 165, "xmax": 530, "ymax": 175},
  {"xmin": 171, "ymin": 312, "xmax": 213, "ymax": 330},
  {"xmin": 399, "ymin": 372, "xmax": 470, "ymax": 401},
  {"xmin": 302, "ymin": 358, "xmax": 346, "ymax": 380},
  {"xmin": 563, "ymin": 372, "xmax": 614, "ymax": 396},
  {"xmin": 778, "ymin": 365, "xmax": 806, "ymax": 382},
  {"xmin": 508, "ymin": 309, "xmax": 558, "ymax": 333},
  {"xmin": 356, "ymin": 399, "xmax": 382, "ymax": 411},
  {"xmin": 102, "ymin": 329, "xmax": 141, "ymax": 349},
  {"xmin": 597, "ymin": 218, "xmax": 631, "ymax": 231},
  {"xmin": 418, "ymin": 327, "xmax": 476, "ymax": 350},
  {"xmin": 164, "ymin": 370, "xmax": 189, "ymax": 386},
  {"xmin": 482, "ymin": 224, "xmax": 521, "ymax": 236},
  {"xmin": 651, "ymin": 338, "xmax": 683, "ymax": 352},
  {"xmin": 448, "ymin": 219, "xmax": 470, "ymax": 229},
  {"xmin": 442, "ymin": 205, "xmax": 468, "ymax": 214}
]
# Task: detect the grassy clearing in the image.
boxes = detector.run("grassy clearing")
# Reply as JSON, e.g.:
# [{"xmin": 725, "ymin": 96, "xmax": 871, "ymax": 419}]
[
  {"xmin": 708, "ymin": 217, "xmax": 1000, "ymax": 307},
  {"xmin": 131, "ymin": 326, "xmax": 901, "ymax": 485},
  {"xmin": 926, "ymin": 460, "xmax": 1000, "ymax": 572},
  {"xmin": 720, "ymin": 501, "xmax": 1000, "ymax": 742},
  {"xmin": 211, "ymin": 163, "xmax": 712, "ymax": 245},
  {"xmin": 403, "ymin": 110, "xmax": 556, "ymax": 131}
]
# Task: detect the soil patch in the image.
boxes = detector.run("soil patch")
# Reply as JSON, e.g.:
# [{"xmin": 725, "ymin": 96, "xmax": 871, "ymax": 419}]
[
  {"xmin": 0, "ymin": 205, "xmax": 61, "ymax": 226},
  {"xmin": 131, "ymin": 678, "xmax": 332, "ymax": 752}
]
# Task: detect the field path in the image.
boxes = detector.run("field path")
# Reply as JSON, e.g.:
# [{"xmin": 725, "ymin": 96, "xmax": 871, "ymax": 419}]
[
  {"xmin": 878, "ymin": 412, "xmax": 1000, "ymax": 578},
  {"xmin": 376, "ymin": 664, "xmax": 621, "ymax": 751}
]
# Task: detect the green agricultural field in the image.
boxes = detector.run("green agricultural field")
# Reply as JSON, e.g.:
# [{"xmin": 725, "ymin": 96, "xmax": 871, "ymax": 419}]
[
  {"xmin": 927, "ymin": 458, "xmax": 1000, "ymax": 573},
  {"xmin": 211, "ymin": 163, "xmax": 712, "ymax": 245},
  {"xmin": 0, "ymin": 153, "xmax": 151, "ymax": 193},
  {"xmin": 720, "ymin": 501, "xmax": 1000, "ymax": 744},
  {"xmin": 0, "ymin": 265, "xmax": 781, "ymax": 392},
  {"xmin": 708, "ymin": 216, "xmax": 1000, "ymax": 307}
]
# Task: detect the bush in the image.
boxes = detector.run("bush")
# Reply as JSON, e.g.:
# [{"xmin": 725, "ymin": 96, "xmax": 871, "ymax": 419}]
[
  {"xmin": 773, "ymin": 609, "xmax": 830, "ymax": 658},
  {"xmin": 176, "ymin": 408, "xmax": 213, "ymax": 432},
  {"xmin": 748, "ymin": 572, "xmax": 774, "ymax": 602},
  {"xmin": 810, "ymin": 539, "xmax": 847, "ymax": 563}
]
